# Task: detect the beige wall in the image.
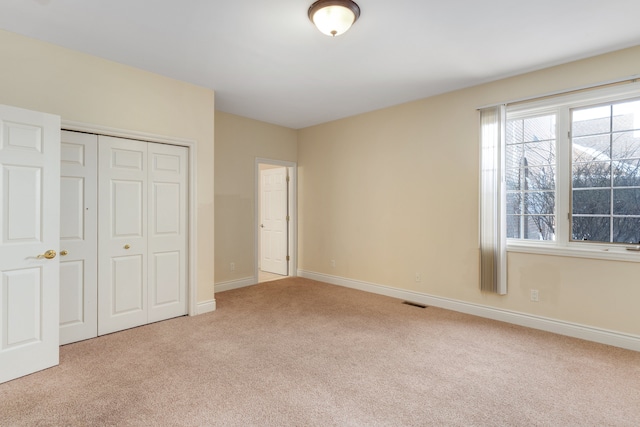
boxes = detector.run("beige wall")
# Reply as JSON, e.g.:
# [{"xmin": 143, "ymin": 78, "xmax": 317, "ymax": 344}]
[
  {"xmin": 298, "ymin": 45, "xmax": 640, "ymax": 336},
  {"xmin": 214, "ymin": 111, "xmax": 297, "ymax": 284},
  {"xmin": 0, "ymin": 30, "xmax": 216, "ymax": 303}
]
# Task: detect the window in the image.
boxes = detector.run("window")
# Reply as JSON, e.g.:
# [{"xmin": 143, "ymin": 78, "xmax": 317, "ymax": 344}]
[
  {"xmin": 505, "ymin": 114, "xmax": 556, "ymax": 241},
  {"xmin": 499, "ymin": 83, "xmax": 640, "ymax": 259},
  {"xmin": 571, "ymin": 99, "xmax": 640, "ymax": 244}
]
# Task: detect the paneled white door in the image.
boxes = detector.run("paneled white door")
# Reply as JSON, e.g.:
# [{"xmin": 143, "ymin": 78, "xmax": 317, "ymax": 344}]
[
  {"xmin": 98, "ymin": 136, "xmax": 148, "ymax": 335},
  {"xmin": 0, "ymin": 104, "xmax": 60, "ymax": 384},
  {"xmin": 260, "ymin": 167, "xmax": 288, "ymax": 275},
  {"xmin": 148, "ymin": 143, "xmax": 187, "ymax": 323},
  {"xmin": 98, "ymin": 136, "xmax": 187, "ymax": 335},
  {"xmin": 59, "ymin": 130, "xmax": 97, "ymax": 345}
]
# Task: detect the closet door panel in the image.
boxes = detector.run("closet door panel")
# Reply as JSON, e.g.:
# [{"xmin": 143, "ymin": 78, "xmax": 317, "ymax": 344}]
[
  {"xmin": 148, "ymin": 144, "xmax": 187, "ymax": 323},
  {"xmin": 98, "ymin": 136, "xmax": 148, "ymax": 335},
  {"xmin": 112, "ymin": 180, "xmax": 143, "ymax": 237},
  {"xmin": 152, "ymin": 251, "xmax": 181, "ymax": 305},
  {"xmin": 112, "ymin": 255, "xmax": 144, "ymax": 313},
  {"xmin": 59, "ymin": 131, "xmax": 97, "ymax": 345},
  {"xmin": 59, "ymin": 261, "xmax": 84, "ymax": 324}
]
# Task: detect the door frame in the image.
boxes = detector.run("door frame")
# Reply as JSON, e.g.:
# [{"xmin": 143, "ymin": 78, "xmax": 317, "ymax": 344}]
[
  {"xmin": 254, "ymin": 158, "xmax": 297, "ymax": 282},
  {"xmin": 62, "ymin": 120, "xmax": 199, "ymax": 316}
]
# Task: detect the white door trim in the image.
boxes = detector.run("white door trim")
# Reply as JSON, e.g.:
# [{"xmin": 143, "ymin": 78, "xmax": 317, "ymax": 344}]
[
  {"xmin": 254, "ymin": 158, "xmax": 297, "ymax": 282},
  {"xmin": 62, "ymin": 120, "xmax": 199, "ymax": 316}
]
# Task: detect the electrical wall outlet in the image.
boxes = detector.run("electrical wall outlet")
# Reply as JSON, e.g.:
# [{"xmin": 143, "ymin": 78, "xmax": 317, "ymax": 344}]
[
  {"xmin": 415, "ymin": 273, "xmax": 421, "ymax": 282},
  {"xmin": 331, "ymin": 260, "xmax": 336, "ymax": 268},
  {"xmin": 230, "ymin": 262, "xmax": 235, "ymax": 271},
  {"xmin": 530, "ymin": 289, "xmax": 539, "ymax": 302}
]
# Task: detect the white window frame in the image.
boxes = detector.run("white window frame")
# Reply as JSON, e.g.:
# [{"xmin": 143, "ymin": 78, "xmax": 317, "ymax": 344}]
[{"xmin": 505, "ymin": 83, "xmax": 640, "ymax": 262}]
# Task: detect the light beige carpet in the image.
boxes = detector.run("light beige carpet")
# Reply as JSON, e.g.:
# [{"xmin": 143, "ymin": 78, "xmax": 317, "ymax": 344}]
[{"xmin": 1, "ymin": 277, "xmax": 639, "ymax": 426}]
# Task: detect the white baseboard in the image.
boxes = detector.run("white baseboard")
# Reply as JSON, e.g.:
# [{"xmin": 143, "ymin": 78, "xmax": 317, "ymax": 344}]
[
  {"xmin": 215, "ymin": 277, "xmax": 256, "ymax": 293},
  {"xmin": 298, "ymin": 269, "xmax": 640, "ymax": 352},
  {"xmin": 196, "ymin": 299, "xmax": 216, "ymax": 315}
]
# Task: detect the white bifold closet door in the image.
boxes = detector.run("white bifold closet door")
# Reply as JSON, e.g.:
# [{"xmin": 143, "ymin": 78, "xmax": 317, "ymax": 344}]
[
  {"xmin": 97, "ymin": 135, "xmax": 187, "ymax": 336},
  {"xmin": 59, "ymin": 131, "xmax": 98, "ymax": 345},
  {"xmin": 146, "ymin": 142, "xmax": 188, "ymax": 324}
]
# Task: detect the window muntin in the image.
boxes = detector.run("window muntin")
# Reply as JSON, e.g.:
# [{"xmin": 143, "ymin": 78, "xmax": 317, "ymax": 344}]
[{"xmin": 570, "ymin": 98, "xmax": 640, "ymax": 244}]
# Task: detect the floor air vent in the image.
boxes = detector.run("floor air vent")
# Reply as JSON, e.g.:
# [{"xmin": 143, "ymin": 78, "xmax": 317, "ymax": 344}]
[{"xmin": 402, "ymin": 301, "xmax": 428, "ymax": 309}]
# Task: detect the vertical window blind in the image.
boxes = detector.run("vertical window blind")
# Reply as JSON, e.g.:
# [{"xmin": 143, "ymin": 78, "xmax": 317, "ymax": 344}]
[{"xmin": 479, "ymin": 106, "xmax": 507, "ymax": 294}]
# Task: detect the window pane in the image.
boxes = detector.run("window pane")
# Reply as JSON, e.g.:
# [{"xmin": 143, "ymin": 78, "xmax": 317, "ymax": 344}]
[
  {"xmin": 506, "ymin": 169, "xmax": 520, "ymax": 191},
  {"xmin": 572, "ymin": 134, "xmax": 610, "ymax": 161},
  {"xmin": 612, "ymin": 99, "xmax": 640, "ymax": 133},
  {"xmin": 572, "ymin": 162, "xmax": 611, "ymax": 188},
  {"xmin": 506, "ymin": 166, "xmax": 555, "ymax": 191},
  {"xmin": 523, "ymin": 140, "xmax": 555, "ymax": 166},
  {"xmin": 526, "ymin": 166, "xmax": 555, "ymax": 191},
  {"xmin": 573, "ymin": 189, "xmax": 611, "ymax": 214},
  {"xmin": 506, "ymin": 120, "xmax": 523, "ymax": 144},
  {"xmin": 507, "ymin": 192, "xmax": 555, "ymax": 215},
  {"xmin": 506, "ymin": 215, "xmax": 521, "ymax": 238},
  {"xmin": 506, "ymin": 193, "xmax": 522, "ymax": 215},
  {"xmin": 527, "ymin": 215, "xmax": 555, "ymax": 240},
  {"xmin": 613, "ymin": 159, "xmax": 640, "ymax": 186},
  {"xmin": 611, "ymin": 132, "xmax": 640, "ymax": 160},
  {"xmin": 505, "ymin": 143, "xmax": 524, "ymax": 170},
  {"xmin": 572, "ymin": 105, "xmax": 611, "ymax": 137},
  {"xmin": 613, "ymin": 188, "xmax": 640, "ymax": 215},
  {"xmin": 525, "ymin": 191, "xmax": 554, "ymax": 215},
  {"xmin": 523, "ymin": 115, "xmax": 555, "ymax": 142},
  {"xmin": 612, "ymin": 217, "xmax": 640, "ymax": 243},
  {"xmin": 506, "ymin": 215, "xmax": 555, "ymax": 240},
  {"xmin": 572, "ymin": 216, "xmax": 610, "ymax": 242},
  {"xmin": 505, "ymin": 114, "xmax": 556, "ymax": 242}
]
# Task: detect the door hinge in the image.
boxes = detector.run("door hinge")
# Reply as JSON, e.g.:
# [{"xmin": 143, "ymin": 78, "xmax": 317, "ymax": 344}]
[
  {"xmin": 286, "ymin": 215, "xmax": 290, "ymax": 222},
  {"xmin": 286, "ymin": 175, "xmax": 290, "ymax": 182},
  {"xmin": 286, "ymin": 255, "xmax": 290, "ymax": 261}
]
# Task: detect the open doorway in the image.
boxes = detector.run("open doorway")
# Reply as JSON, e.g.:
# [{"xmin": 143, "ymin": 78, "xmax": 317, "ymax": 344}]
[{"xmin": 255, "ymin": 158, "xmax": 297, "ymax": 283}]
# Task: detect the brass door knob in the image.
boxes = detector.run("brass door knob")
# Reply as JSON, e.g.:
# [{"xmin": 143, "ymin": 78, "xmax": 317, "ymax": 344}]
[
  {"xmin": 37, "ymin": 250, "xmax": 57, "ymax": 259},
  {"xmin": 60, "ymin": 250, "xmax": 68, "ymax": 256},
  {"xmin": 124, "ymin": 244, "xmax": 131, "ymax": 250}
]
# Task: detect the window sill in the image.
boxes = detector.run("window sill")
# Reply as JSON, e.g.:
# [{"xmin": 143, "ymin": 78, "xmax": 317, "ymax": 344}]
[{"xmin": 507, "ymin": 241, "xmax": 640, "ymax": 263}]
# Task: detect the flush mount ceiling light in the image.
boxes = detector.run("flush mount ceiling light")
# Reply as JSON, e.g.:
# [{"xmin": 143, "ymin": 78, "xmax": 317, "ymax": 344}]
[{"xmin": 308, "ymin": 0, "xmax": 361, "ymax": 37}]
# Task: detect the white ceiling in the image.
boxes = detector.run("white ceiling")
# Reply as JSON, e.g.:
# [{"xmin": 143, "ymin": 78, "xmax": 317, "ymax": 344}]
[{"xmin": 2, "ymin": 0, "xmax": 640, "ymax": 129}]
